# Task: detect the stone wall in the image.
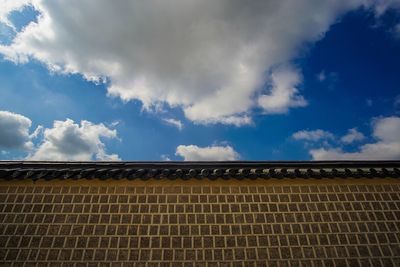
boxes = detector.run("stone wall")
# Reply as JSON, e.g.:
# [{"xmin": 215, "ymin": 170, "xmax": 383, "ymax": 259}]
[{"xmin": 0, "ymin": 178, "xmax": 399, "ymax": 266}]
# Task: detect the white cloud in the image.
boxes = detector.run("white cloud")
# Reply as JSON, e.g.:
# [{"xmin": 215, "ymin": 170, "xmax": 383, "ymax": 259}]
[
  {"xmin": 258, "ymin": 67, "xmax": 307, "ymax": 114},
  {"xmin": 28, "ymin": 119, "xmax": 120, "ymax": 161},
  {"xmin": 372, "ymin": 116, "xmax": 400, "ymax": 142},
  {"xmin": 176, "ymin": 144, "xmax": 240, "ymax": 161},
  {"xmin": 340, "ymin": 128, "xmax": 365, "ymax": 144},
  {"xmin": 163, "ymin": 118, "xmax": 183, "ymax": 130},
  {"xmin": 29, "ymin": 125, "xmax": 43, "ymax": 139},
  {"xmin": 310, "ymin": 116, "xmax": 400, "ymax": 160},
  {"xmin": 292, "ymin": 129, "xmax": 335, "ymax": 142},
  {"xmin": 3, "ymin": 0, "xmax": 397, "ymax": 125},
  {"xmin": 0, "ymin": 110, "xmax": 120, "ymax": 160},
  {"xmin": 161, "ymin": 154, "xmax": 171, "ymax": 161},
  {"xmin": 0, "ymin": 110, "xmax": 34, "ymax": 150}
]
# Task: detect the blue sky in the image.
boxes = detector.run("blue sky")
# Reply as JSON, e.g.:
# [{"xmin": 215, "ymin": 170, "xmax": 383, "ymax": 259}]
[{"xmin": 0, "ymin": 1, "xmax": 399, "ymax": 161}]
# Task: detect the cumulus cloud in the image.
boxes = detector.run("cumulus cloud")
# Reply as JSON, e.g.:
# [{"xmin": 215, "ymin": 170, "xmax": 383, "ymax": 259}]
[
  {"xmin": 340, "ymin": 128, "xmax": 365, "ymax": 144},
  {"xmin": 28, "ymin": 119, "xmax": 120, "ymax": 161},
  {"xmin": 0, "ymin": 110, "xmax": 120, "ymax": 160},
  {"xmin": 162, "ymin": 118, "xmax": 183, "ymax": 131},
  {"xmin": 258, "ymin": 67, "xmax": 307, "ymax": 114},
  {"xmin": 372, "ymin": 116, "xmax": 400, "ymax": 142},
  {"xmin": 176, "ymin": 144, "xmax": 240, "ymax": 161},
  {"xmin": 292, "ymin": 129, "xmax": 335, "ymax": 142},
  {"xmin": 310, "ymin": 116, "xmax": 400, "ymax": 160},
  {"xmin": 293, "ymin": 127, "xmax": 364, "ymax": 145},
  {"xmin": 0, "ymin": 110, "xmax": 34, "ymax": 150},
  {"xmin": 3, "ymin": 0, "xmax": 397, "ymax": 125}
]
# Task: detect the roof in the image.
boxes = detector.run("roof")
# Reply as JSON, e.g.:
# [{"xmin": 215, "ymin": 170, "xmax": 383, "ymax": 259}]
[{"xmin": 1, "ymin": 160, "xmax": 399, "ymax": 180}]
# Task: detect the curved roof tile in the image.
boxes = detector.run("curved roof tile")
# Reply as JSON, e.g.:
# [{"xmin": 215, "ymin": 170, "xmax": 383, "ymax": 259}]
[{"xmin": 0, "ymin": 160, "xmax": 399, "ymax": 180}]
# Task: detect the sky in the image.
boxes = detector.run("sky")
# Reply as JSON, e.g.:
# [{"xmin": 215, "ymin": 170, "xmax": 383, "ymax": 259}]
[{"xmin": 0, "ymin": 0, "xmax": 399, "ymax": 161}]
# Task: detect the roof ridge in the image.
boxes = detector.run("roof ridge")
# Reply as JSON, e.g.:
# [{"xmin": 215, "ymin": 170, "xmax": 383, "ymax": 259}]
[{"xmin": 0, "ymin": 161, "xmax": 399, "ymax": 180}]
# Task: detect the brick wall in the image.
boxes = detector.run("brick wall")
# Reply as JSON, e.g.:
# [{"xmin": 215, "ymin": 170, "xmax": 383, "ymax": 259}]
[{"xmin": 0, "ymin": 178, "xmax": 399, "ymax": 266}]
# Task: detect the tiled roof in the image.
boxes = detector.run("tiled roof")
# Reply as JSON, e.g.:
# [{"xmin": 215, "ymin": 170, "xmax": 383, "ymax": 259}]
[{"xmin": 0, "ymin": 161, "xmax": 400, "ymax": 180}]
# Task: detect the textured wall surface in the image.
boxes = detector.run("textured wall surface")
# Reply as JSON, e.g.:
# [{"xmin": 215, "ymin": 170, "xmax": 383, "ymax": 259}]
[{"xmin": 0, "ymin": 178, "xmax": 399, "ymax": 266}]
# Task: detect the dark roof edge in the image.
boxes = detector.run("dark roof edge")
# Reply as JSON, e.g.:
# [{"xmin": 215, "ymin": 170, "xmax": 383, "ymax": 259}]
[{"xmin": 0, "ymin": 160, "xmax": 399, "ymax": 180}]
